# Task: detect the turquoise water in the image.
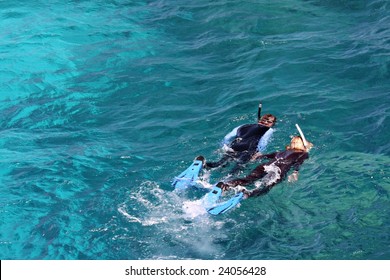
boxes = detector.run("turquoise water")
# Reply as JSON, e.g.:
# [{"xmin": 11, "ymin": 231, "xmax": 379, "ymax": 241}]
[{"xmin": 0, "ymin": 0, "xmax": 389, "ymax": 260}]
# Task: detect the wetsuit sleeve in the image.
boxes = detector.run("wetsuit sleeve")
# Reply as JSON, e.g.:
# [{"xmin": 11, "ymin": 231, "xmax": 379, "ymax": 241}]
[
  {"xmin": 293, "ymin": 153, "xmax": 309, "ymax": 171},
  {"xmin": 222, "ymin": 125, "xmax": 241, "ymax": 145},
  {"xmin": 260, "ymin": 152, "xmax": 277, "ymax": 160},
  {"xmin": 257, "ymin": 128, "xmax": 274, "ymax": 152}
]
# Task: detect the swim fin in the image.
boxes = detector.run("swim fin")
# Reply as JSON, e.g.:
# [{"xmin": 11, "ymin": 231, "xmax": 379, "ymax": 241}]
[
  {"xmin": 207, "ymin": 192, "xmax": 244, "ymax": 215},
  {"xmin": 172, "ymin": 159, "xmax": 203, "ymax": 190},
  {"xmin": 202, "ymin": 184, "xmax": 223, "ymax": 207}
]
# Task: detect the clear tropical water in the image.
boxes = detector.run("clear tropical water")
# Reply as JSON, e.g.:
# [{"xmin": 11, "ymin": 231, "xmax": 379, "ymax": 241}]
[{"xmin": 0, "ymin": 0, "xmax": 389, "ymax": 260}]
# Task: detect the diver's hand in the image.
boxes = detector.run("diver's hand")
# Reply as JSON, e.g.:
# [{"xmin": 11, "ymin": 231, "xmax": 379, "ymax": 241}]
[
  {"xmin": 222, "ymin": 144, "xmax": 234, "ymax": 153},
  {"xmin": 251, "ymin": 152, "xmax": 263, "ymax": 161},
  {"xmin": 288, "ymin": 171, "xmax": 299, "ymax": 182}
]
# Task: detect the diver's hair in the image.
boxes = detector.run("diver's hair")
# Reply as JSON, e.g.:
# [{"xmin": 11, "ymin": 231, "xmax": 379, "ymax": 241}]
[
  {"xmin": 261, "ymin": 114, "xmax": 277, "ymax": 122},
  {"xmin": 287, "ymin": 136, "xmax": 305, "ymax": 150},
  {"xmin": 294, "ymin": 136, "xmax": 305, "ymax": 145}
]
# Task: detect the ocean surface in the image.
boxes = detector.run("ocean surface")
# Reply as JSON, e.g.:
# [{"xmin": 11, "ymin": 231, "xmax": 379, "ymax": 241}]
[{"xmin": 0, "ymin": 0, "xmax": 389, "ymax": 260}]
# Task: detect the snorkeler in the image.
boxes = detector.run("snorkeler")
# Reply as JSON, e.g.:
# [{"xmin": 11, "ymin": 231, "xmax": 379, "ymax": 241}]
[
  {"xmin": 201, "ymin": 112, "xmax": 277, "ymax": 173},
  {"xmin": 217, "ymin": 134, "xmax": 313, "ymax": 198}
]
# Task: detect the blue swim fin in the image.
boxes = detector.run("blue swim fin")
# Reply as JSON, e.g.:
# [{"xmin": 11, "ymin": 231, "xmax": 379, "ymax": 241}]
[
  {"xmin": 172, "ymin": 159, "xmax": 203, "ymax": 190},
  {"xmin": 207, "ymin": 192, "xmax": 244, "ymax": 215},
  {"xmin": 202, "ymin": 184, "xmax": 223, "ymax": 207}
]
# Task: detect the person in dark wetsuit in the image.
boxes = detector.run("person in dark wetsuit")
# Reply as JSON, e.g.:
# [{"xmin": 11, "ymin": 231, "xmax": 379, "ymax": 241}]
[
  {"xmin": 217, "ymin": 135, "xmax": 313, "ymax": 198},
  {"xmin": 202, "ymin": 114, "xmax": 277, "ymax": 172}
]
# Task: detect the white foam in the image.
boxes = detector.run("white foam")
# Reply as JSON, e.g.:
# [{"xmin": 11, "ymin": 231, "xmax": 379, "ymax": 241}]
[
  {"xmin": 182, "ymin": 199, "xmax": 208, "ymax": 218},
  {"xmin": 117, "ymin": 205, "xmax": 142, "ymax": 223},
  {"xmin": 262, "ymin": 163, "xmax": 281, "ymax": 186}
]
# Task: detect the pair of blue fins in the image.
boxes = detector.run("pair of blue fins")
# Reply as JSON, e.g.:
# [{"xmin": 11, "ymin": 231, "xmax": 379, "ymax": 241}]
[{"xmin": 172, "ymin": 158, "xmax": 244, "ymax": 215}]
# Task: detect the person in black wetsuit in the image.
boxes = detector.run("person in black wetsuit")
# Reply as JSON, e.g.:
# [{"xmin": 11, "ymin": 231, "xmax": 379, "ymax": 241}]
[
  {"xmin": 217, "ymin": 135, "xmax": 313, "ymax": 198},
  {"xmin": 202, "ymin": 114, "xmax": 277, "ymax": 172}
]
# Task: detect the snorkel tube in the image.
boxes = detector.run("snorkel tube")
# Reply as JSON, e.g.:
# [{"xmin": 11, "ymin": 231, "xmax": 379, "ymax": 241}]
[
  {"xmin": 295, "ymin": 124, "xmax": 308, "ymax": 148},
  {"xmin": 257, "ymin": 102, "xmax": 262, "ymax": 122}
]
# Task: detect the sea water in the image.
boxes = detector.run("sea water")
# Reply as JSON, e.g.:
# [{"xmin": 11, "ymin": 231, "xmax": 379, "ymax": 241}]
[{"xmin": 0, "ymin": 0, "xmax": 389, "ymax": 260}]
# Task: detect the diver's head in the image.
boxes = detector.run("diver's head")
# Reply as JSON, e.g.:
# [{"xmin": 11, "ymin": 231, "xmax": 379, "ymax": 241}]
[
  {"xmin": 288, "ymin": 136, "xmax": 313, "ymax": 152},
  {"xmin": 258, "ymin": 114, "xmax": 276, "ymax": 128}
]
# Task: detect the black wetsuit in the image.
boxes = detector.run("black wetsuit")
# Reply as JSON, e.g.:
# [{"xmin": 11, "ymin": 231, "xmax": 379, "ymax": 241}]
[
  {"xmin": 225, "ymin": 149, "xmax": 309, "ymax": 197},
  {"xmin": 206, "ymin": 124, "xmax": 271, "ymax": 168}
]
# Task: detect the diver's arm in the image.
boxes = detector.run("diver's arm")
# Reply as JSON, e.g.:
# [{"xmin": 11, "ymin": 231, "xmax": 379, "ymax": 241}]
[
  {"xmin": 288, "ymin": 153, "xmax": 309, "ymax": 182},
  {"xmin": 262, "ymin": 152, "xmax": 277, "ymax": 159},
  {"xmin": 292, "ymin": 153, "xmax": 309, "ymax": 171},
  {"xmin": 251, "ymin": 150, "xmax": 276, "ymax": 161}
]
